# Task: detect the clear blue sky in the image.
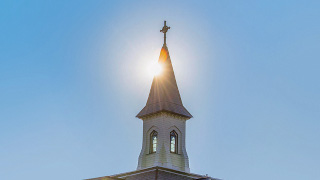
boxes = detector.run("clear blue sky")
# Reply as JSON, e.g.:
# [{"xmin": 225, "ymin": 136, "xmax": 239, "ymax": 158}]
[{"xmin": 1, "ymin": 1, "xmax": 319, "ymax": 180}]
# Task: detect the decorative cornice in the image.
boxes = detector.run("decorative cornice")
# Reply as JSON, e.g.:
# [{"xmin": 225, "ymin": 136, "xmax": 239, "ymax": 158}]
[{"xmin": 139, "ymin": 111, "xmax": 190, "ymax": 121}]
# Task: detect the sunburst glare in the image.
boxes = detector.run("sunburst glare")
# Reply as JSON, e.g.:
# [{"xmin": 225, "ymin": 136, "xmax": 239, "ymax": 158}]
[{"xmin": 147, "ymin": 61, "xmax": 162, "ymax": 77}]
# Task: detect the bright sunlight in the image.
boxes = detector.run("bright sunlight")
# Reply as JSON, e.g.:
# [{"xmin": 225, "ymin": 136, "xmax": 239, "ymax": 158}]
[{"xmin": 147, "ymin": 61, "xmax": 162, "ymax": 77}]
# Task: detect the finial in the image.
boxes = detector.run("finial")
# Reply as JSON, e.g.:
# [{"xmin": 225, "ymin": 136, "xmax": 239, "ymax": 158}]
[{"xmin": 160, "ymin": 21, "xmax": 170, "ymax": 45}]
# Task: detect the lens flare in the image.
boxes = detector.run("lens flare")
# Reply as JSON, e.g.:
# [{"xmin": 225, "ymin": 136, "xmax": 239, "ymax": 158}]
[
  {"xmin": 159, "ymin": 48, "xmax": 168, "ymax": 63},
  {"xmin": 148, "ymin": 61, "xmax": 162, "ymax": 77}
]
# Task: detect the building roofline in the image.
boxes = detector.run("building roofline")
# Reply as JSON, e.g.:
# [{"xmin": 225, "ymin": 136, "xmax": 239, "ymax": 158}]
[{"xmin": 85, "ymin": 166, "xmax": 220, "ymax": 180}]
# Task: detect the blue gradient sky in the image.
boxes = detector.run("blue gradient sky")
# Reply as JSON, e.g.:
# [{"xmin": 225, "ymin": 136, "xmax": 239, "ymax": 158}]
[{"xmin": 1, "ymin": 1, "xmax": 320, "ymax": 180}]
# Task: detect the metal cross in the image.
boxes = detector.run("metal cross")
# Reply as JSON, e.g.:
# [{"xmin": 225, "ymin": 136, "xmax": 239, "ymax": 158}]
[{"xmin": 160, "ymin": 21, "xmax": 170, "ymax": 45}]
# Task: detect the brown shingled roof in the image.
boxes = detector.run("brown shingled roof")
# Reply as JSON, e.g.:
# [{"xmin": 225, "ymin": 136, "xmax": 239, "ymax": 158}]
[{"xmin": 136, "ymin": 45, "xmax": 192, "ymax": 119}]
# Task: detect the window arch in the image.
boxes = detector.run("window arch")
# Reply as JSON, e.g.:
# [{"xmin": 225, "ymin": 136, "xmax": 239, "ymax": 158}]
[
  {"xmin": 170, "ymin": 130, "xmax": 178, "ymax": 153},
  {"xmin": 150, "ymin": 130, "xmax": 158, "ymax": 153}
]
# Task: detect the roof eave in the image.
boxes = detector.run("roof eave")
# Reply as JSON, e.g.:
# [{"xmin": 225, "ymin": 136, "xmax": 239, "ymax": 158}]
[{"xmin": 136, "ymin": 109, "xmax": 193, "ymax": 120}]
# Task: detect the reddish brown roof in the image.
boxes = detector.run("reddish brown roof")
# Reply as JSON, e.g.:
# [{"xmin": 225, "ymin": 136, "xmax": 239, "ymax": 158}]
[{"xmin": 136, "ymin": 45, "xmax": 192, "ymax": 119}]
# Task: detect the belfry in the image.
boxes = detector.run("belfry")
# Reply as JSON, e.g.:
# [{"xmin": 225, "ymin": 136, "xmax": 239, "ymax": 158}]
[{"xmin": 87, "ymin": 21, "xmax": 217, "ymax": 180}]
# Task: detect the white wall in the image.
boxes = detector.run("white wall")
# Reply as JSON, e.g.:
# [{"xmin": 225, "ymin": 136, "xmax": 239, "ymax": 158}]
[{"xmin": 137, "ymin": 112, "xmax": 190, "ymax": 172}]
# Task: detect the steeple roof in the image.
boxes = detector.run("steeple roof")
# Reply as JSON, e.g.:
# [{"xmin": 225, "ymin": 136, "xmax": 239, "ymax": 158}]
[{"xmin": 136, "ymin": 44, "xmax": 192, "ymax": 119}]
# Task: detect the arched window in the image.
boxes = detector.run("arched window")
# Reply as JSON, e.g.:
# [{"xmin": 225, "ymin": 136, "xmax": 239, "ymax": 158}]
[
  {"xmin": 150, "ymin": 131, "xmax": 158, "ymax": 153},
  {"xmin": 170, "ymin": 130, "xmax": 178, "ymax": 153}
]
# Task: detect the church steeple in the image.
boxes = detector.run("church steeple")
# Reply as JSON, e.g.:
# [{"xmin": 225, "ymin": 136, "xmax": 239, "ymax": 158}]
[
  {"xmin": 137, "ymin": 21, "xmax": 191, "ymax": 173},
  {"xmin": 136, "ymin": 21, "xmax": 192, "ymax": 119},
  {"xmin": 87, "ymin": 21, "xmax": 218, "ymax": 180}
]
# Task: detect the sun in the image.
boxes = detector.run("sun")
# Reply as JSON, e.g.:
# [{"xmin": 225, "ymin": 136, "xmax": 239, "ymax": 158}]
[{"xmin": 147, "ymin": 61, "xmax": 162, "ymax": 77}]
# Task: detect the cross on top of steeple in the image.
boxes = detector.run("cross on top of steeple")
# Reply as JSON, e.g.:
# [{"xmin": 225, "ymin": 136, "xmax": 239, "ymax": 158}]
[{"xmin": 160, "ymin": 21, "xmax": 170, "ymax": 45}]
